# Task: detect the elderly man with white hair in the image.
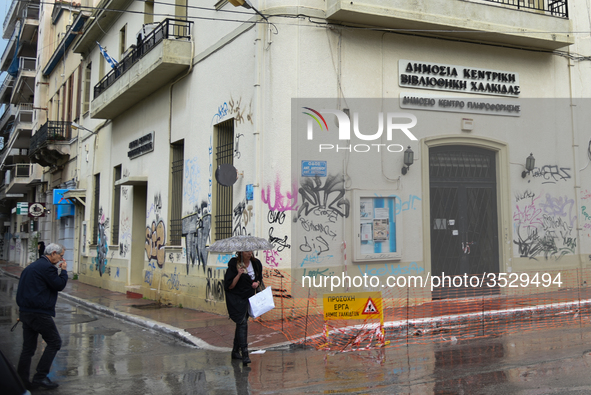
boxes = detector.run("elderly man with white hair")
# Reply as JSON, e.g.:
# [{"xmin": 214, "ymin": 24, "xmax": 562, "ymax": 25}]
[{"xmin": 16, "ymin": 243, "xmax": 68, "ymax": 390}]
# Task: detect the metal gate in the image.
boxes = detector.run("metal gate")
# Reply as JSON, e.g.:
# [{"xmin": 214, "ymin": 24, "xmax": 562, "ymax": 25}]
[{"xmin": 429, "ymin": 146, "xmax": 499, "ymax": 298}]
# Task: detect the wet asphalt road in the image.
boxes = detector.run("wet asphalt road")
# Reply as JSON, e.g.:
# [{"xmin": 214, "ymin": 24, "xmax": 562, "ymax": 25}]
[{"xmin": 2, "ymin": 273, "xmax": 591, "ymax": 394}]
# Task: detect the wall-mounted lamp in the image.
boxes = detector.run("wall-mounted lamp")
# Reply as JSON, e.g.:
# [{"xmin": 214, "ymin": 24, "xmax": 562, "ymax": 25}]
[
  {"xmin": 402, "ymin": 146, "xmax": 414, "ymax": 175},
  {"xmin": 71, "ymin": 122, "xmax": 97, "ymax": 135},
  {"xmin": 521, "ymin": 153, "xmax": 535, "ymax": 178}
]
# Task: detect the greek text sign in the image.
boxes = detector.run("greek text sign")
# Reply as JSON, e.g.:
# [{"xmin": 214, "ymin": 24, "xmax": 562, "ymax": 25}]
[
  {"xmin": 400, "ymin": 92, "xmax": 521, "ymax": 117},
  {"xmin": 302, "ymin": 160, "xmax": 327, "ymax": 177},
  {"xmin": 323, "ymin": 291, "xmax": 382, "ymax": 320},
  {"xmin": 399, "ymin": 60, "xmax": 520, "ymax": 97}
]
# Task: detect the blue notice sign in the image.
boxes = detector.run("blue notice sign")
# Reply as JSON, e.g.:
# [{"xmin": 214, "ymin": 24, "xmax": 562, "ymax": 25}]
[{"xmin": 301, "ymin": 161, "xmax": 327, "ymax": 177}]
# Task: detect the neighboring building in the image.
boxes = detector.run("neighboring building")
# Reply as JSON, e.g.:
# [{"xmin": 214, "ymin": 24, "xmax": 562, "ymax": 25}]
[
  {"xmin": 10, "ymin": 0, "xmax": 591, "ymax": 316},
  {"xmin": 0, "ymin": 0, "xmax": 43, "ymax": 265}
]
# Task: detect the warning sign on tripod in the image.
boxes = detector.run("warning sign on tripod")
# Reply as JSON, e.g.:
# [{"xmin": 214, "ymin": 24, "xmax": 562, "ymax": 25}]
[
  {"xmin": 323, "ymin": 291, "xmax": 382, "ymax": 320},
  {"xmin": 322, "ymin": 291, "xmax": 385, "ymax": 346}
]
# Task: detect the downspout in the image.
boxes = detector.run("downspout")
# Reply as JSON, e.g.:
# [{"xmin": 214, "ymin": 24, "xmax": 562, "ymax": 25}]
[
  {"xmin": 567, "ymin": 49, "xmax": 585, "ymax": 277},
  {"xmin": 160, "ymin": 27, "xmax": 195, "ymax": 296},
  {"xmin": 254, "ymin": 19, "xmax": 266, "ymax": 242}
]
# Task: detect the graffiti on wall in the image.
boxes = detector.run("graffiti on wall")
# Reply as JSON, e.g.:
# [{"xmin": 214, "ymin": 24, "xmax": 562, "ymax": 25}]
[
  {"xmin": 211, "ymin": 97, "xmax": 253, "ymax": 126},
  {"xmin": 206, "ymin": 267, "xmax": 225, "ymax": 302},
  {"xmin": 261, "ymin": 176, "xmax": 299, "ymax": 212},
  {"xmin": 165, "ymin": 267, "xmax": 181, "ymax": 291},
  {"xmin": 147, "ymin": 193, "xmax": 163, "ymax": 220},
  {"xmin": 94, "ymin": 207, "xmax": 110, "ymax": 276},
  {"xmin": 513, "ymin": 191, "xmax": 577, "ymax": 260},
  {"xmin": 531, "ymin": 165, "xmax": 571, "ymax": 184},
  {"xmin": 182, "ymin": 202, "xmax": 211, "ymax": 274},
  {"xmin": 145, "ymin": 220, "xmax": 166, "ymax": 268},
  {"xmin": 581, "ymin": 189, "xmax": 591, "ymax": 237},
  {"xmin": 234, "ymin": 133, "xmax": 243, "ymax": 159},
  {"xmin": 144, "ymin": 261, "xmax": 156, "ymax": 286},
  {"xmin": 184, "ymin": 157, "xmax": 201, "ymax": 209},
  {"xmin": 298, "ymin": 174, "xmax": 350, "ymax": 222},
  {"xmin": 233, "ymin": 199, "xmax": 252, "ymax": 236},
  {"xmin": 119, "ymin": 215, "xmax": 131, "ymax": 257}
]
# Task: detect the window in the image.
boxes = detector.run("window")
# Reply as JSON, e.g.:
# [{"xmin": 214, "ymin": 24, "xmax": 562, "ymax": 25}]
[
  {"xmin": 66, "ymin": 74, "xmax": 73, "ymax": 122},
  {"xmin": 92, "ymin": 173, "xmax": 100, "ymax": 244},
  {"xmin": 144, "ymin": 1, "xmax": 154, "ymax": 24},
  {"xmin": 213, "ymin": 120, "xmax": 233, "ymax": 241},
  {"xmin": 169, "ymin": 142, "xmax": 184, "ymax": 245},
  {"xmin": 119, "ymin": 25, "xmax": 127, "ymax": 59},
  {"xmin": 76, "ymin": 65, "xmax": 82, "ymax": 120},
  {"xmin": 112, "ymin": 165, "xmax": 121, "ymax": 245},
  {"xmin": 83, "ymin": 63, "xmax": 91, "ymax": 114}
]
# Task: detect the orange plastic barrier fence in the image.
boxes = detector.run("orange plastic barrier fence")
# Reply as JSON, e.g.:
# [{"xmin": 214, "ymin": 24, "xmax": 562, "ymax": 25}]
[{"xmin": 257, "ymin": 268, "xmax": 591, "ymax": 352}]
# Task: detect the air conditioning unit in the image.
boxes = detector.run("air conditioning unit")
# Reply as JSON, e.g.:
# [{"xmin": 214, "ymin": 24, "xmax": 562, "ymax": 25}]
[{"xmin": 136, "ymin": 23, "xmax": 158, "ymax": 41}]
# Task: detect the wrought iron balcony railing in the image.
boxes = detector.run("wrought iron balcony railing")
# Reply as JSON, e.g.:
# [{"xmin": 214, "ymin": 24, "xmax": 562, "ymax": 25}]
[
  {"xmin": 29, "ymin": 121, "xmax": 72, "ymax": 153},
  {"xmin": 94, "ymin": 18, "xmax": 193, "ymax": 99},
  {"xmin": 478, "ymin": 0, "xmax": 567, "ymax": 18}
]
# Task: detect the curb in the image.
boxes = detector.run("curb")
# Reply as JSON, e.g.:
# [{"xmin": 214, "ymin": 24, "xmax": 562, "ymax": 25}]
[{"xmin": 0, "ymin": 268, "xmax": 229, "ymax": 352}]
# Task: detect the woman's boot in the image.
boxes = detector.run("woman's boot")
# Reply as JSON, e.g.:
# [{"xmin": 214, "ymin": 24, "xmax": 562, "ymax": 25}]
[
  {"xmin": 231, "ymin": 343, "xmax": 242, "ymax": 360},
  {"xmin": 238, "ymin": 321, "xmax": 250, "ymax": 365},
  {"xmin": 240, "ymin": 346, "xmax": 251, "ymax": 365}
]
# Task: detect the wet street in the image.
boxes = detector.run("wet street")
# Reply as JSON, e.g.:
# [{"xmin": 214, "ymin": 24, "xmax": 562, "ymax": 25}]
[{"xmin": 2, "ymin": 273, "xmax": 591, "ymax": 394}]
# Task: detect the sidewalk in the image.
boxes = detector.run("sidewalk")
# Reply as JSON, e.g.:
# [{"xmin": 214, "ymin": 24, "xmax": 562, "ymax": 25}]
[
  {"xmin": 3, "ymin": 261, "xmax": 590, "ymax": 352},
  {"xmin": 0, "ymin": 262, "xmax": 293, "ymax": 352}
]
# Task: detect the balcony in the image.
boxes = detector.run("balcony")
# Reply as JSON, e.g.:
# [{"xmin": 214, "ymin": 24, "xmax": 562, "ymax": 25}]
[
  {"xmin": 10, "ymin": 57, "xmax": 36, "ymax": 105},
  {"xmin": 91, "ymin": 18, "xmax": 193, "ymax": 119},
  {"xmin": 5, "ymin": 163, "xmax": 40, "ymax": 194},
  {"xmin": 29, "ymin": 121, "xmax": 72, "ymax": 167},
  {"xmin": 0, "ymin": 147, "xmax": 29, "ymax": 169},
  {"xmin": 1, "ymin": 103, "xmax": 33, "ymax": 166},
  {"xmin": 3, "ymin": 0, "xmax": 39, "ymax": 40},
  {"xmin": 0, "ymin": 182, "xmax": 23, "ymax": 201},
  {"xmin": 0, "ymin": 104, "xmax": 15, "ymax": 133},
  {"xmin": 326, "ymin": 0, "xmax": 573, "ymax": 50},
  {"xmin": 0, "ymin": 77, "xmax": 14, "ymax": 104}
]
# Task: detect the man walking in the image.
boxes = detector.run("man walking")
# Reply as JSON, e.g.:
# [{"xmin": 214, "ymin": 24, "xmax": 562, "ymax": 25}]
[{"xmin": 16, "ymin": 243, "xmax": 68, "ymax": 389}]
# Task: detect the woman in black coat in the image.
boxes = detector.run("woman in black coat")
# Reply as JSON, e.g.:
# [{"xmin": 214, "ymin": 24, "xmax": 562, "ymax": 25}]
[{"xmin": 224, "ymin": 251, "xmax": 263, "ymax": 365}]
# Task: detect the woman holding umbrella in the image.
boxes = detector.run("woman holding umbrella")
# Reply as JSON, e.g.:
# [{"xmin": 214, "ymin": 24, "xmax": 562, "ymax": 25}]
[{"xmin": 224, "ymin": 250, "xmax": 263, "ymax": 365}]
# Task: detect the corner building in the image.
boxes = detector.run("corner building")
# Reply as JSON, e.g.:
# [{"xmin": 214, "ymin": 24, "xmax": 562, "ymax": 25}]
[{"xmin": 23, "ymin": 0, "xmax": 591, "ymax": 316}]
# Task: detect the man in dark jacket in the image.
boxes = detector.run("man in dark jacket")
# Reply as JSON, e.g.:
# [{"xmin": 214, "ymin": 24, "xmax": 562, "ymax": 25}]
[{"xmin": 16, "ymin": 243, "xmax": 68, "ymax": 390}]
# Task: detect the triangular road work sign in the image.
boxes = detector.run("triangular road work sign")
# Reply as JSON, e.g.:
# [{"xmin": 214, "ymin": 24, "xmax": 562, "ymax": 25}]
[{"xmin": 362, "ymin": 297, "xmax": 379, "ymax": 315}]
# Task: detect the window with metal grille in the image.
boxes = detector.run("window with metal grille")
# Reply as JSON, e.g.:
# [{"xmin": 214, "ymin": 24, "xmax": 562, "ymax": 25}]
[
  {"xmin": 214, "ymin": 120, "xmax": 233, "ymax": 241},
  {"xmin": 170, "ymin": 142, "xmax": 184, "ymax": 245},
  {"xmin": 112, "ymin": 165, "xmax": 121, "ymax": 245},
  {"xmin": 92, "ymin": 173, "xmax": 100, "ymax": 244}
]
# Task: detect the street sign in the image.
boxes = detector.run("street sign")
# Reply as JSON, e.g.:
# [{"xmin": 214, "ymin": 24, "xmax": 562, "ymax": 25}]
[
  {"xmin": 16, "ymin": 202, "xmax": 28, "ymax": 215},
  {"xmin": 323, "ymin": 291, "xmax": 382, "ymax": 320}
]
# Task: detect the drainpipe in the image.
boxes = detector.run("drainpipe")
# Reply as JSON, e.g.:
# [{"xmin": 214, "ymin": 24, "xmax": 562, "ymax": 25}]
[
  {"xmin": 567, "ymin": 49, "xmax": 585, "ymax": 278},
  {"xmin": 254, "ymin": 20, "xmax": 266, "ymax": 241},
  {"xmin": 160, "ymin": 24, "xmax": 195, "ymax": 297}
]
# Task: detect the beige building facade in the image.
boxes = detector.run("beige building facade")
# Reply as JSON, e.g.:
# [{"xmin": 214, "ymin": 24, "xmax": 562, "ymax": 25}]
[{"xmin": 4, "ymin": 0, "xmax": 591, "ymax": 316}]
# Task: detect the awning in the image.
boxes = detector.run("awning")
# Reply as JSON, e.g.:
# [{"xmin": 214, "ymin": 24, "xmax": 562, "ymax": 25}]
[
  {"xmin": 115, "ymin": 176, "xmax": 147, "ymax": 186},
  {"xmin": 62, "ymin": 189, "xmax": 86, "ymax": 206}
]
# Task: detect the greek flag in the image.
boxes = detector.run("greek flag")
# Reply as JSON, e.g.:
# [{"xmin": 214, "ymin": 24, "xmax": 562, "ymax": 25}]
[{"xmin": 96, "ymin": 41, "xmax": 118, "ymax": 69}]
